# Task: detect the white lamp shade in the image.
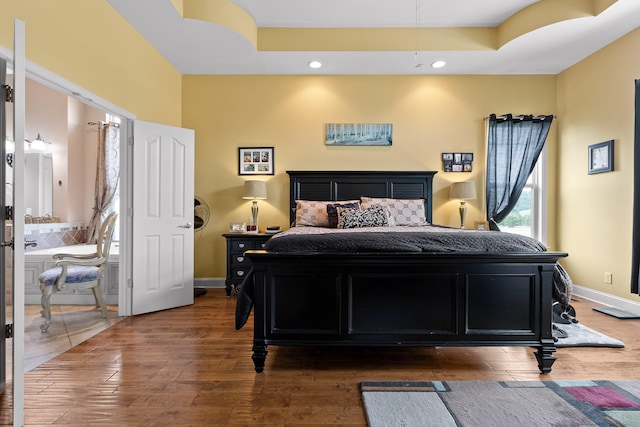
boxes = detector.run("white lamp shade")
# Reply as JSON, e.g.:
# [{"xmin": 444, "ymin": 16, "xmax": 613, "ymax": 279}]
[
  {"xmin": 450, "ymin": 181, "xmax": 476, "ymax": 200},
  {"xmin": 5, "ymin": 137, "xmax": 14, "ymax": 153},
  {"xmin": 243, "ymin": 180, "xmax": 267, "ymax": 200},
  {"xmin": 30, "ymin": 137, "xmax": 46, "ymax": 151}
]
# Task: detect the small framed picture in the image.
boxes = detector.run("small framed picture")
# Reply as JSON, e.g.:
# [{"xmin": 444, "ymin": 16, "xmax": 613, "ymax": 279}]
[
  {"xmin": 239, "ymin": 147, "xmax": 274, "ymax": 175},
  {"xmin": 230, "ymin": 222, "xmax": 247, "ymax": 233},
  {"xmin": 474, "ymin": 221, "xmax": 489, "ymax": 231},
  {"xmin": 442, "ymin": 152, "xmax": 473, "ymax": 172},
  {"xmin": 588, "ymin": 140, "xmax": 614, "ymax": 174}
]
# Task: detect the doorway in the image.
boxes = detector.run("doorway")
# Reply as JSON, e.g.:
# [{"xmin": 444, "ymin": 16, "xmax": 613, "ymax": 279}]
[{"xmin": 8, "ymin": 75, "xmax": 124, "ymax": 373}]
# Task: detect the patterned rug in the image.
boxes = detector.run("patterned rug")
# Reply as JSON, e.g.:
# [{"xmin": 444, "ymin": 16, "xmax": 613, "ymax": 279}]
[{"xmin": 361, "ymin": 380, "xmax": 640, "ymax": 426}]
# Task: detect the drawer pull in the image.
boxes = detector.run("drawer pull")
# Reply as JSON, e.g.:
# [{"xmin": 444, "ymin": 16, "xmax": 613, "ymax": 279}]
[
  {"xmin": 237, "ymin": 271, "xmax": 245, "ymax": 277},
  {"xmin": 238, "ymin": 243, "xmax": 246, "ymax": 248},
  {"xmin": 259, "ymin": 243, "xmax": 266, "ymax": 248},
  {"xmin": 236, "ymin": 256, "xmax": 245, "ymax": 263}
]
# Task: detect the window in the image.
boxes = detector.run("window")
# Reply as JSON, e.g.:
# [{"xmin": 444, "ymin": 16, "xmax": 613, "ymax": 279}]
[{"xmin": 498, "ymin": 148, "xmax": 547, "ymax": 243}]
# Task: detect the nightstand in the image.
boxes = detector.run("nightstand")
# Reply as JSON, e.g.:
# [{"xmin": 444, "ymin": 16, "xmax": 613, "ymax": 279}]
[{"xmin": 222, "ymin": 233, "xmax": 271, "ymax": 297}]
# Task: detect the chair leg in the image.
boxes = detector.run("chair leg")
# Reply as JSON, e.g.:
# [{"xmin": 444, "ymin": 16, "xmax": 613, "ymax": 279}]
[
  {"xmin": 92, "ymin": 285, "xmax": 108, "ymax": 318},
  {"xmin": 40, "ymin": 286, "xmax": 53, "ymax": 332}
]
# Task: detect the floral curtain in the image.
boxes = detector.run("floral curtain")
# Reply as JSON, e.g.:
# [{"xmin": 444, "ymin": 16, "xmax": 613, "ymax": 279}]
[
  {"xmin": 486, "ymin": 114, "xmax": 554, "ymax": 228},
  {"xmin": 86, "ymin": 121, "xmax": 120, "ymax": 243}
]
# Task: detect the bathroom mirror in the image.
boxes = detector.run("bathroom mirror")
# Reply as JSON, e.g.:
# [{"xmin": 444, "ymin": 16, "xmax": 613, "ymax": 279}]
[{"xmin": 24, "ymin": 152, "xmax": 53, "ymax": 218}]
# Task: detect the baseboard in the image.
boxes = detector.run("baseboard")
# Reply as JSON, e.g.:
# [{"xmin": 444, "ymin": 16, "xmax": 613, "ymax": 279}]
[
  {"xmin": 194, "ymin": 277, "xmax": 225, "ymax": 289},
  {"xmin": 572, "ymin": 284, "xmax": 640, "ymax": 314}
]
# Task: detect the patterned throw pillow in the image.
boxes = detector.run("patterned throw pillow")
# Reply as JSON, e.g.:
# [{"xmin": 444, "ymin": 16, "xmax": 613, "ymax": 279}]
[
  {"xmin": 337, "ymin": 205, "xmax": 390, "ymax": 229},
  {"xmin": 295, "ymin": 200, "xmax": 359, "ymax": 227},
  {"xmin": 326, "ymin": 201, "xmax": 360, "ymax": 228},
  {"xmin": 360, "ymin": 197, "xmax": 428, "ymax": 226}
]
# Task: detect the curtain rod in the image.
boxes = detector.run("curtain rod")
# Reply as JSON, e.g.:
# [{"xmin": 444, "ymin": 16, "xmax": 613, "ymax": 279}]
[{"xmin": 484, "ymin": 114, "xmax": 557, "ymax": 120}]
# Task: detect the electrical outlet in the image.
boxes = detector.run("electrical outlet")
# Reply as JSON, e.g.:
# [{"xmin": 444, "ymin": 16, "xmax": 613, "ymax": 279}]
[{"xmin": 604, "ymin": 272, "xmax": 613, "ymax": 284}]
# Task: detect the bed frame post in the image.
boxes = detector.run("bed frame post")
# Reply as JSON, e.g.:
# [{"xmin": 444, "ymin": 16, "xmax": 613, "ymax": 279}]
[
  {"xmin": 251, "ymin": 265, "xmax": 268, "ymax": 373},
  {"xmin": 534, "ymin": 263, "xmax": 557, "ymax": 373}
]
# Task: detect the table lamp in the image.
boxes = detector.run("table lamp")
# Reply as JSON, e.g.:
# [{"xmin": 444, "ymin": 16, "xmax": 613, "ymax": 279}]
[
  {"xmin": 243, "ymin": 180, "xmax": 267, "ymax": 233},
  {"xmin": 450, "ymin": 181, "xmax": 476, "ymax": 228}
]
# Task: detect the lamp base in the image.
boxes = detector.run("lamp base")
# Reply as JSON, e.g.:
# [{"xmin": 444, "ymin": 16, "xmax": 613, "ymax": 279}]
[
  {"xmin": 459, "ymin": 201, "xmax": 467, "ymax": 229},
  {"xmin": 248, "ymin": 200, "xmax": 259, "ymax": 233}
]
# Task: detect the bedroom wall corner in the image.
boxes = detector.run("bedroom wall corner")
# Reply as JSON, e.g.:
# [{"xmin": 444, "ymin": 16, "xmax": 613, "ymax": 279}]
[{"xmin": 556, "ymin": 26, "xmax": 640, "ymax": 302}]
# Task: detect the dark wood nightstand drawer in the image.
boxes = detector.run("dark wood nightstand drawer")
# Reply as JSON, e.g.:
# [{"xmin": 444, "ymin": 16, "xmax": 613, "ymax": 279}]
[
  {"xmin": 233, "ymin": 268, "xmax": 250, "ymax": 280},
  {"xmin": 223, "ymin": 233, "xmax": 272, "ymax": 296},
  {"xmin": 231, "ymin": 254, "xmax": 250, "ymax": 266},
  {"xmin": 231, "ymin": 240, "xmax": 252, "ymax": 252}
]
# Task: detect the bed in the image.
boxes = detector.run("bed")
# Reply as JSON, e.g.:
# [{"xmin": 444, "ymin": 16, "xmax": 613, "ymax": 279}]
[{"xmin": 236, "ymin": 170, "xmax": 568, "ymax": 374}]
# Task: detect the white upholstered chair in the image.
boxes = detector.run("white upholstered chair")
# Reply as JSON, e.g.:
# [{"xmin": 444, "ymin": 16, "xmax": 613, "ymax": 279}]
[{"xmin": 38, "ymin": 212, "xmax": 118, "ymax": 332}]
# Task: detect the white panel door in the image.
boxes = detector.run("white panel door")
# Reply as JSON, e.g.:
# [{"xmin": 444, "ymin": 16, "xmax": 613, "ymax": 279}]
[
  {"xmin": 132, "ymin": 120, "xmax": 194, "ymax": 315},
  {"xmin": 10, "ymin": 18, "xmax": 26, "ymax": 427}
]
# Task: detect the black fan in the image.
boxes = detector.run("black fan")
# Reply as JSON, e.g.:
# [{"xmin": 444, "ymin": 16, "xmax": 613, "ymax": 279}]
[
  {"xmin": 194, "ymin": 196, "xmax": 210, "ymax": 231},
  {"xmin": 194, "ymin": 196, "xmax": 210, "ymax": 297}
]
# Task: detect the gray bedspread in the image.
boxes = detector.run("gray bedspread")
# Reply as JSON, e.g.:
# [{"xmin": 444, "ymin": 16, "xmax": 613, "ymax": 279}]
[
  {"xmin": 235, "ymin": 226, "xmax": 572, "ymax": 329},
  {"xmin": 264, "ymin": 227, "xmax": 547, "ymax": 253}
]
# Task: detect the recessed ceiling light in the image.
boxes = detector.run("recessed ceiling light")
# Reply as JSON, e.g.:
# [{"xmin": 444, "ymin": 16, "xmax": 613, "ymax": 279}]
[
  {"xmin": 309, "ymin": 61, "xmax": 322, "ymax": 69},
  {"xmin": 431, "ymin": 60, "xmax": 446, "ymax": 69}
]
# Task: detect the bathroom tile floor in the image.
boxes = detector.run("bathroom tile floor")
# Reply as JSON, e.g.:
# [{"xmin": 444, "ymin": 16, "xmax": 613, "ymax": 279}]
[{"xmin": 5, "ymin": 303, "xmax": 122, "ymax": 379}]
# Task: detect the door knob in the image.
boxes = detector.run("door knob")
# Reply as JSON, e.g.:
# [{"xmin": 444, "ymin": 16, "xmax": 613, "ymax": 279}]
[{"xmin": 178, "ymin": 222, "xmax": 193, "ymax": 229}]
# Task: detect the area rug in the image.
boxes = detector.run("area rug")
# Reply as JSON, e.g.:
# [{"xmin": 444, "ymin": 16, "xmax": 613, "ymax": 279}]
[
  {"xmin": 593, "ymin": 306, "xmax": 640, "ymax": 319},
  {"xmin": 361, "ymin": 380, "xmax": 640, "ymax": 426},
  {"xmin": 553, "ymin": 322, "xmax": 624, "ymax": 348}
]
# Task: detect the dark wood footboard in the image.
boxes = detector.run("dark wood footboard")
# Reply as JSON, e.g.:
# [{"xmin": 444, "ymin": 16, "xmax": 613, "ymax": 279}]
[{"xmin": 246, "ymin": 251, "xmax": 566, "ymax": 374}]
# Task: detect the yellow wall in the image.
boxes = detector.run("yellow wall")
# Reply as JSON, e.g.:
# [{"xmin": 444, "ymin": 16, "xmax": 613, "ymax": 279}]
[
  {"xmin": 0, "ymin": 0, "xmax": 182, "ymax": 126},
  {"xmin": 557, "ymin": 27, "xmax": 640, "ymax": 301},
  {"xmin": 7, "ymin": 1, "xmax": 639, "ymax": 303},
  {"xmin": 183, "ymin": 75, "xmax": 558, "ymax": 278}
]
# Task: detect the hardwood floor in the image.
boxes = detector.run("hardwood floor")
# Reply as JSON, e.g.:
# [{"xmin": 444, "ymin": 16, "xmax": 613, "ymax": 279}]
[{"xmin": 2, "ymin": 289, "xmax": 640, "ymax": 426}]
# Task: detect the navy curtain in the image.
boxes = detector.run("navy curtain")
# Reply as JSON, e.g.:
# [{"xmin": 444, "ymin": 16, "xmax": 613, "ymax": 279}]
[
  {"xmin": 631, "ymin": 80, "xmax": 640, "ymax": 294},
  {"xmin": 486, "ymin": 114, "xmax": 554, "ymax": 227}
]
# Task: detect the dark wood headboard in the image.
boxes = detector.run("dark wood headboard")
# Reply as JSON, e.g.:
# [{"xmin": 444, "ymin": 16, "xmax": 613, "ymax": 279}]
[{"xmin": 287, "ymin": 170, "xmax": 437, "ymax": 225}]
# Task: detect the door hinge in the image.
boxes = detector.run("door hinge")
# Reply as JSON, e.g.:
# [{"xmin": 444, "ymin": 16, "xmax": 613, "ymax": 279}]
[
  {"xmin": 127, "ymin": 278, "xmax": 133, "ymax": 288},
  {"xmin": 4, "ymin": 206, "xmax": 13, "ymax": 221},
  {"xmin": 128, "ymin": 135, "xmax": 134, "ymax": 146},
  {"xmin": 4, "ymin": 84, "xmax": 13, "ymax": 103},
  {"xmin": 0, "ymin": 238, "xmax": 13, "ymax": 249},
  {"xmin": 5, "ymin": 323, "xmax": 13, "ymax": 339}
]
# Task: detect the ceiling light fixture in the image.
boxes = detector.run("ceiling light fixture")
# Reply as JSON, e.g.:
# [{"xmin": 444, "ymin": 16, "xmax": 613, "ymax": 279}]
[
  {"xmin": 414, "ymin": 0, "xmax": 423, "ymax": 68},
  {"xmin": 431, "ymin": 60, "xmax": 446, "ymax": 69},
  {"xmin": 30, "ymin": 133, "xmax": 46, "ymax": 151},
  {"xmin": 308, "ymin": 61, "xmax": 322, "ymax": 69}
]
